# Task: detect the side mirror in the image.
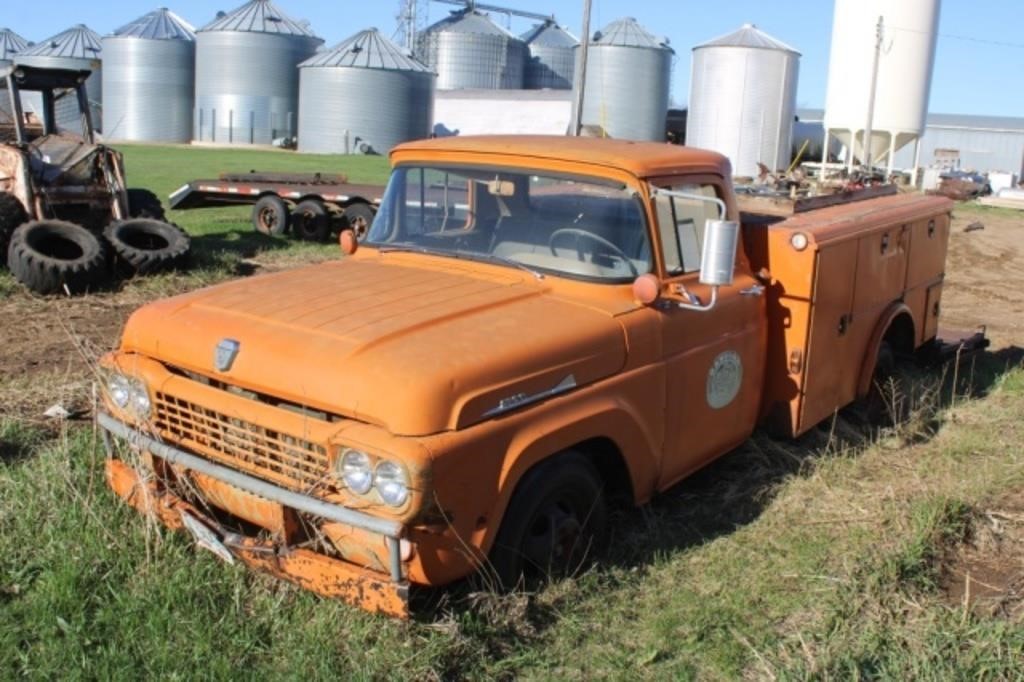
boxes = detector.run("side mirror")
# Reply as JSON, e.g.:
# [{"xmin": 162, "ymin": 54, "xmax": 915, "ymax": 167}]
[{"xmin": 699, "ymin": 219, "xmax": 740, "ymax": 287}]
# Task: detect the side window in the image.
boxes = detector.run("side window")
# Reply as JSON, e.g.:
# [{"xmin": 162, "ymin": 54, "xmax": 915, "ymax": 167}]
[
  {"xmin": 403, "ymin": 168, "xmax": 470, "ymax": 235},
  {"xmin": 656, "ymin": 184, "xmax": 721, "ymax": 275}
]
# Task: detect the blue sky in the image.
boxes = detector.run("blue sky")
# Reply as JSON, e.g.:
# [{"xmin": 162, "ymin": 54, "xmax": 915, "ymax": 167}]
[{"xmin": 3, "ymin": 0, "xmax": 1022, "ymax": 116}]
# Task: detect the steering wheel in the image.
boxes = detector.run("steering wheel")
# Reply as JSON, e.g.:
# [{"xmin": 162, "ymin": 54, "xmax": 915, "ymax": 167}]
[{"xmin": 548, "ymin": 228, "xmax": 638, "ymax": 277}]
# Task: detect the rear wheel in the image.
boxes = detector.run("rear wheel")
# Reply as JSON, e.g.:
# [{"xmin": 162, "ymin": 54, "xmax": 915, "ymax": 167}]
[
  {"xmin": 488, "ymin": 452, "xmax": 608, "ymax": 590},
  {"xmin": 252, "ymin": 195, "xmax": 289, "ymax": 236},
  {"xmin": 865, "ymin": 341, "xmax": 911, "ymax": 425},
  {"xmin": 7, "ymin": 220, "xmax": 108, "ymax": 295},
  {"xmin": 0, "ymin": 192, "xmax": 29, "ymax": 265},
  {"xmin": 343, "ymin": 202, "xmax": 375, "ymax": 240},
  {"xmin": 104, "ymin": 219, "xmax": 191, "ymax": 275},
  {"xmin": 292, "ymin": 199, "xmax": 331, "ymax": 242}
]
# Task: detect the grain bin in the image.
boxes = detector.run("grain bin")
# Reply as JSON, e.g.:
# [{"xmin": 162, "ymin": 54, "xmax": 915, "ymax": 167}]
[
  {"xmin": 577, "ymin": 17, "xmax": 673, "ymax": 141},
  {"xmin": 194, "ymin": 0, "xmax": 322, "ymax": 145},
  {"xmin": 824, "ymin": 0, "xmax": 940, "ymax": 171},
  {"xmin": 298, "ymin": 29, "xmax": 434, "ymax": 155},
  {"xmin": 0, "ymin": 28, "xmax": 30, "ymax": 120},
  {"xmin": 521, "ymin": 20, "xmax": 577, "ymax": 90},
  {"xmin": 15, "ymin": 25, "xmax": 103, "ymax": 132},
  {"xmin": 686, "ymin": 24, "xmax": 800, "ymax": 177},
  {"xmin": 416, "ymin": 9, "xmax": 525, "ymax": 90},
  {"xmin": 102, "ymin": 9, "xmax": 196, "ymax": 143}
]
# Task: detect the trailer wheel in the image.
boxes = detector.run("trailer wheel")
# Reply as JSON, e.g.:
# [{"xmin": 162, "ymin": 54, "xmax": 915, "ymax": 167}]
[
  {"xmin": 127, "ymin": 188, "xmax": 166, "ymax": 220},
  {"xmin": 343, "ymin": 202, "xmax": 375, "ymax": 240},
  {"xmin": 7, "ymin": 220, "xmax": 108, "ymax": 295},
  {"xmin": 488, "ymin": 451, "xmax": 608, "ymax": 590},
  {"xmin": 292, "ymin": 199, "xmax": 331, "ymax": 242},
  {"xmin": 104, "ymin": 219, "xmax": 191, "ymax": 275},
  {"xmin": 252, "ymin": 195, "xmax": 289, "ymax": 236},
  {"xmin": 0, "ymin": 191, "xmax": 30, "ymax": 266}
]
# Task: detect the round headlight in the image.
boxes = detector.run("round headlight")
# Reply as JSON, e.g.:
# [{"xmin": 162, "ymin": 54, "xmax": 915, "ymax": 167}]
[
  {"xmin": 129, "ymin": 381, "xmax": 151, "ymax": 416},
  {"xmin": 106, "ymin": 374, "xmax": 131, "ymax": 408},
  {"xmin": 338, "ymin": 449, "xmax": 373, "ymax": 495},
  {"xmin": 375, "ymin": 460, "xmax": 409, "ymax": 507}
]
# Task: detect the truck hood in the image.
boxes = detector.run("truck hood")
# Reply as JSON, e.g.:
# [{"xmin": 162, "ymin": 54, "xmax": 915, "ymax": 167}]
[{"xmin": 121, "ymin": 257, "xmax": 627, "ymax": 436}]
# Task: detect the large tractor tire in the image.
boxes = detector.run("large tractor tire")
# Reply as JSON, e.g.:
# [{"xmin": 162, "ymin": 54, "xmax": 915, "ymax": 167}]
[
  {"xmin": 292, "ymin": 198, "xmax": 331, "ymax": 242},
  {"xmin": 252, "ymin": 194, "xmax": 289, "ymax": 236},
  {"xmin": 104, "ymin": 219, "xmax": 191, "ymax": 276},
  {"xmin": 7, "ymin": 220, "xmax": 108, "ymax": 295},
  {"xmin": 0, "ymin": 192, "xmax": 30, "ymax": 265},
  {"xmin": 127, "ymin": 188, "xmax": 166, "ymax": 220}
]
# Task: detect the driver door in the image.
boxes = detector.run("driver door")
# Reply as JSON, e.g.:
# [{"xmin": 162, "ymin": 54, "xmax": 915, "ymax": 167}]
[{"xmin": 652, "ymin": 181, "xmax": 767, "ymax": 489}]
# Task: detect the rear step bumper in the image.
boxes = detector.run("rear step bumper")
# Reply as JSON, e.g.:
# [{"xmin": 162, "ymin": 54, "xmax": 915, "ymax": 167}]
[{"xmin": 922, "ymin": 326, "xmax": 990, "ymax": 364}]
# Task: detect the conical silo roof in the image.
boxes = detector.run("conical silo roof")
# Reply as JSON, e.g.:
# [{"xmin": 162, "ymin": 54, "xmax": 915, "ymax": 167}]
[
  {"xmin": 0, "ymin": 28, "xmax": 30, "ymax": 60},
  {"xmin": 423, "ymin": 9, "xmax": 517, "ymax": 39},
  {"xmin": 520, "ymin": 21, "xmax": 577, "ymax": 48},
  {"xmin": 112, "ymin": 8, "xmax": 196, "ymax": 41},
  {"xmin": 593, "ymin": 17, "xmax": 671, "ymax": 51},
  {"xmin": 198, "ymin": 0, "xmax": 318, "ymax": 37},
  {"xmin": 695, "ymin": 23, "xmax": 799, "ymax": 55},
  {"xmin": 301, "ymin": 28, "xmax": 431, "ymax": 72},
  {"xmin": 20, "ymin": 24, "xmax": 102, "ymax": 58}
]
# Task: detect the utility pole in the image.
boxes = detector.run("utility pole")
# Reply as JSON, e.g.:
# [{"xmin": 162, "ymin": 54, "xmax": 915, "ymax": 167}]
[
  {"xmin": 862, "ymin": 15, "xmax": 884, "ymax": 170},
  {"xmin": 571, "ymin": 0, "xmax": 593, "ymax": 136}
]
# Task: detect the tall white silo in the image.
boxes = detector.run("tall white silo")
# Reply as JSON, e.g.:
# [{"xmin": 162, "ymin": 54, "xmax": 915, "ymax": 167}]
[
  {"xmin": 521, "ymin": 20, "xmax": 577, "ymax": 90},
  {"xmin": 102, "ymin": 9, "xmax": 196, "ymax": 143},
  {"xmin": 578, "ymin": 17, "xmax": 673, "ymax": 141},
  {"xmin": 416, "ymin": 9, "xmax": 526, "ymax": 90},
  {"xmin": 686, "ymin": 24, "xmax": 800, "ymax": 177},
  {"xmin": 194, "ymin": 0, "xmax": 322, "ymax": 145},
  {"xmin": 823, "ymin": 0, "xmax": 941, "ymax": 174}
]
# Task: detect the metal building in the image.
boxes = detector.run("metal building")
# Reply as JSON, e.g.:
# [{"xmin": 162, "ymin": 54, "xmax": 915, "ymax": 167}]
[
  {"xmin": 521, "ymin": 20, "xmax": 577, "ymax": 90},
  {"xmin": 194, "ymin": 0, "xmax": 322, "ymax": 145},
  {"xmin": 577, "ymin": 17, "xmax": 673, "ymax": 141},
  {"xmin": 102, "ymin": 9, "xmax": 196, "ymax": 143},
  {"xmin": 416, "ymin": 9, "xmax": 525, "ymax": 90},
  {"xmin": 16, "ymin": 25, "xmax": 103, "ymax": 132},
  {"xmin": 824, "ymin": 0, "xmax": 941, "ymax": 175},
  {"xmin": 686, "ymin": 23, "xmax": 800, "ymax": 177},
  {"xmin": 298, "ymin": 28, "xmax": 435, "ymax": 155}
]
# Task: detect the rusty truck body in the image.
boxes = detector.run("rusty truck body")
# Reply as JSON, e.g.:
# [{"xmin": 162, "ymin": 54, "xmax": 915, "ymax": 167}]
[{"xmin": 98, "ymin": 136, "xmax": 954, "ymax": 617}]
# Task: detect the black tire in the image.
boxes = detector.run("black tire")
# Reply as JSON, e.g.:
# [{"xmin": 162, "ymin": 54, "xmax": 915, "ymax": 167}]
[
  {"xmin": 7, "ymin": 220, "xmax": 108, "ymax": 295},
  {"xmin": 488, "ymin": 452, "xmax": 608, "ymax": 590},
  {"xmin": 343, "ymin": 202, "xmax": 375, "ymax": 240},
  {"xmin": 292, "ymin": 199, "xmax": 331, "ymax": 242},
  {"xmin": 864, "ymin": 341, "xmax": 911, "ymax": 426},
  {"xmin": 0, "ymin": 192, "xmax": 30, "ymax": 264},
  {"xmin": 127, "ymin": 188, "xmax": 166, "ymax": 220},
  {"xmin": 252, "ymin": 194, "xmax": 289, "ymax": 236},
  {"xmin": 104, "ymin": 219, "xmax": 191, "ymax": 276}
]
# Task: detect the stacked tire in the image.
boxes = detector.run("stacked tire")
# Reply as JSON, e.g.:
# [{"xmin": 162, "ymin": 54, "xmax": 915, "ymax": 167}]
[{"xmin": 1, "ymin": 190, "xmax": 191, "ymax": 296}]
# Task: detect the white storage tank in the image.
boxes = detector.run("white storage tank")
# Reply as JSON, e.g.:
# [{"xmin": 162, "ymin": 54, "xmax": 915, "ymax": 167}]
[
  {"xmin": 823, "ymin": 0, "xmax": 941, "ymax": 169},
  {"xmin": 577, "ymin": 17, "xmax": 673, "ymax": 142},
  {"xmin": 298, "ymin": 29, "xmax": 435, "ymax": 155},
  {"xmin": 686, "ymin": 24, "xmax": 800, "ymax": 177},
  {"xmin": 416, "ymin": 9, "xmax": 525, "ymax": 90},
  {"xmin": 15, "ymin": 25, "xmax": 103, "ymax": 132},
  {"xmin": 521, "ymin": 20, "xmax": 577, "ymax": 90},
  {"xmin": 194, "ymin": 0, "xmax": 322, "ymax": 145},
  {"xmin": 102, "ymin": 9, "xmax": 196, "ymax": 143}
]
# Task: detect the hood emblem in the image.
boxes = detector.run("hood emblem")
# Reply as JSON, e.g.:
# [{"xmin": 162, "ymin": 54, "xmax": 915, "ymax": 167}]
[
  {"xmin": 484, "ymin": 374, "xmax": 577, "ymax": 418},
  {"xmin": 214, "ymin": 339, "xmax": 240, "ymax": 372}
]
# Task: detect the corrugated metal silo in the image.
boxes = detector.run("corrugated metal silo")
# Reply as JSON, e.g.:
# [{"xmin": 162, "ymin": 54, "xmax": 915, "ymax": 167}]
[
  {"xmin": 102, "ymin": 9, "xmax": 196, "ymax": 143},
  {"xmin": 16, "ymin": 25, "xmax": 103, "ymax": 132},
  {"xmin": 578, "ymin": 17, "xmax": 673, "ymax": 141},
  {"xmin": 686, "ymin": 24, "xmax": 800, "ymax": 177},
  {"xmin": 0, "ymin": 28, "xmax": 30, "ymax": 120},
  {"xmin": 416, "ymin": 9, "xmax": 525, "ymax": 90},
  {"xmin": 298, "ymin": 28, "xmax": 435, "ymax": 155},
  {"xmin": 521, "ymin": 20, "xmax": 577, "ymax": 90},
  {"xmin": 194, "ymin": 0, "xmax": 322, "ymax": 145}
]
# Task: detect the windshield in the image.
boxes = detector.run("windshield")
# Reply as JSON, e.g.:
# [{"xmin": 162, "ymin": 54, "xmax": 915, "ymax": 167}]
[{"xmin": 365, "ymin": 165, "xmax": 652, "ymax": 282}]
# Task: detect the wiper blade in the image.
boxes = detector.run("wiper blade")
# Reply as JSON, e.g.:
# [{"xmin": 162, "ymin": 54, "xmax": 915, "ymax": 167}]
[{"xmin": 456, "ymin": 251, "xmax": 545, "ymax": 281}]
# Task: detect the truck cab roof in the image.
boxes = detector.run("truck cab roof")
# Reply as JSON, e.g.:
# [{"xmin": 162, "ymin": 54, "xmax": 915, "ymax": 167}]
[{"xmin": 391, "ymin": 135, "xmax": 732, "ymax": 180}]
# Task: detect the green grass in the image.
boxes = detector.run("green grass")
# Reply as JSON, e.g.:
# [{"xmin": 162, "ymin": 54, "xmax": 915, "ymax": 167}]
[{"xmin": 2, "ymin": 358, "xmax": 1022, "ymax": 678}]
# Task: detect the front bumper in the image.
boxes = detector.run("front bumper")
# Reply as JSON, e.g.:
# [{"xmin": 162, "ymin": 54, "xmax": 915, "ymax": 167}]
[{"xmin": 97, "ymin": 412, "xmax": 410, "ymax": 617}]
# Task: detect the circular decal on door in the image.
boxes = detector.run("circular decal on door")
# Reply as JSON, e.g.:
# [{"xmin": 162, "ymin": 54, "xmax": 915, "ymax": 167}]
[{"xmin": 706, "ymin": 351, "xmax": 743, "ymax": 409}]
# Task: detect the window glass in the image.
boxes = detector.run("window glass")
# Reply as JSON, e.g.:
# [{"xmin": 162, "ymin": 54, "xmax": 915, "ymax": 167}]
[{"xmin": 655, "ymin": 184, "xmax": 721, "ymax": 275}]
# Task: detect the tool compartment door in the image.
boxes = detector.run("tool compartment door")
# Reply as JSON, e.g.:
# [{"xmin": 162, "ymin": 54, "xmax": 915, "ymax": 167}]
[{"xmin": 799, "ymin": 241, "xmax": 859, "ymax": 430}]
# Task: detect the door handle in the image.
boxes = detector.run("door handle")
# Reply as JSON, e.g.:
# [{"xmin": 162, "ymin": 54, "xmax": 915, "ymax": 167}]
[{"xmin": 739, "ymin": 284, "xmax": 765, "ymax": 297}]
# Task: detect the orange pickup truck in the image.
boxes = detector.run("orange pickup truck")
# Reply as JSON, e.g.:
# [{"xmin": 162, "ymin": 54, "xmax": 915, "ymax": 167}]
[{"xmin": 98, "ymin": 136, "xmax": 959, "ymax": 617}]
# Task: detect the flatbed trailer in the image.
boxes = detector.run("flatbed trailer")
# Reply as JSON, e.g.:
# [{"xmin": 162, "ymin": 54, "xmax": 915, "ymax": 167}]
[{"xmin": 169, "ymin": 171, "xmax": 385, "ymax": 241}]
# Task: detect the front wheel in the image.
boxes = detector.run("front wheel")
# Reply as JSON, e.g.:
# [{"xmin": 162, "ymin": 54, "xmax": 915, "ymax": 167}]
[{"xmin": 488, "ymin": 452, "xmax": 608, "ymax": 590}]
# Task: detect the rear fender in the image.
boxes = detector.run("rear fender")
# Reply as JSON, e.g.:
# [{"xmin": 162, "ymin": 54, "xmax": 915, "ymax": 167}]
[{"xmin": 856, "ymin": 302, "xmax": 915, "ymax": 398}]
